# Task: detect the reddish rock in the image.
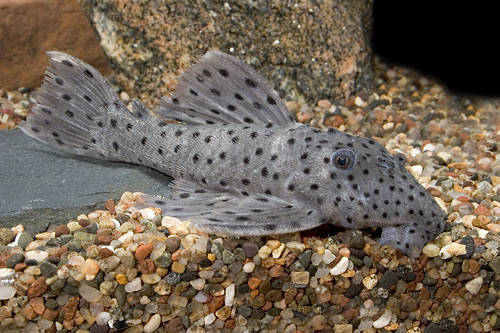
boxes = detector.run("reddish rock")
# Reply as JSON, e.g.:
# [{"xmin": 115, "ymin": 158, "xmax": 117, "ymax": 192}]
[
  {"xmin": 14, "ymin": 262, "xmax": 28, "ymax": 272},
  {"xmin": 284, "ymin": 252, "xmax": 298, "ymax": 267},
  {"xmin": 261, "ymin": 301, "xmax": 272, "ymax": 311},
  {"xmin": 406, "ymin": 281, "xmax": 417, "ymax": 292},
  {"xmin": 135, "ymin": 243, "xmax": 153, "ymax": 260},
  {"xmin": 42, "ymin": 308, "xmax": 59, "ymax": 321},
  {"xmin": 284, "ymin": 289, "xmax": 297, "ymax": 303},
  {"xmin": 342, "ymin": 308, "xmax": 359, "ymax": 322},
  {"xmin": 105, "ymin": 199, "xmax": 116, "ymax": 215},
  {"xmin": 468, "ymin": 260, "xmax": 481, "ymax": 275},
  {"xmin": 324, "ymin": 115, "xmax": 345, "ymax": 128},
  {"xmin": 98, "ymin": 247, "xmax": 113, "ymax": 259},
  {"xmin": 268, "ymin": 265, "xmax": 284, "ymax": 278},
  {"xmin": 248, "ymin": 277, "xmax": 262, "ymax": 290},
  {"xmin": 0, "ymin": 0, "xmax": 110, "ymax": 90},
  {"xmin": 225, "ymin": 318, "xmax": 235, "ymax": 329},
  {"xmin": 29, "ymin": 297, "xmax": 45, "ymax": 315},
  {"xmin": 97, "ymin": 235, "xmax": 114, "ymax": 245},
  {"xmin": 54, "ymin": 225, "xmax": 70, "ymax": 237},
  {"xmin": 62, "ymin": 296, "xmax": 80, "ymax": 321},
  {"xmin": 165, "ymin": 317, "xmax": 183, "ymax": 333},
  {"xmin": 474, "ymin": 204, "xmax": 491, "ymax": 216},
  {"xmin": 405, "ymin": 118, "xmax": 415, "ymax": 130},
  {"xmin": 20, "ymin": 304, "xmax": 37, "ymax": 320},
  {"xmin": 79, "ymin": 219, "xmax": 91, "ymax": 227},
  {"xmin": 56, "ymin": 246, "xmax": 68, "ymax": 257},
  {"xmin": 209, "ymin": 296, "xmax": 225, "ymax": 313},
  {"xmin": 27, "ymin": 276, "xmax": 47, "ymax": 298},
  {"xmin": 63, "ymin": 319, "xmax": 75, "ymax": 330},
  {"xmin": 400, "ymin": 297, "xmax": 418, "ymax": 312},
  {"xmin": 137, "ymin": 259, "xmax": 156, "ymax": 274}
]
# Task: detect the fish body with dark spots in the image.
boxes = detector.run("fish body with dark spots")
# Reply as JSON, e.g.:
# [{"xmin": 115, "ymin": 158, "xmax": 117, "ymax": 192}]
[{"xmin": 20, "ymin": 51, "xmax": 446, "ymax": 258}]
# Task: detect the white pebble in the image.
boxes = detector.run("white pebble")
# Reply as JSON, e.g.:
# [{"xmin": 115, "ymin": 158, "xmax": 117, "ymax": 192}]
[
  {"xmin": 422, "ymin": 243, "xmax": 440, "ymax": 257},
  {"xmin": 139, "ymin": 208, "xmax": 157, "ymax": 220},
  {"xmin": 11, "ymin": 224, "xmax": 24, "ymax": 234},
  {"xmin": 95, "ymin": 312, "xmax": 111, "ymax": 325},
  {"xmin": 440, "ymin": 243, "xmax": 466, "ymax": 259},
  {"xmin": 162, "ymin": 216, "xmax": 183, "ymax": 228},
  {"xmin": 118, "ymin": 231, "xmax": 134, "ymax": 244},
  {"xmin": 258, "ymin": 245, "xmax": 272, "ymax": 259},
  {"xmin": 68, "ymin": 255, "xmax": 85, "ymax": 267},
  {"xmin": 0, "ymin": 286, "xmax": 16, "ymax": 300},
  {"xmin": 330, "ymin": 257, "xmax": 349, "ymax": 276},
  {"xmin": 243, "ymin": 262, "xmax": 255, "ymax": 273},
  {"xmin": 354, "ymin": 96, "xmax": 365, "ymax": 106},
  {"xmin": 286, "ymin": 241, "xmax": 305, "ymax": 253},
  {"xmin": 57, "ymin": 266, "xmax": 70, "ymax": 279},
  {"xmin": 67, "ymin": 221, "xmax": 81, "ymax": 231},
  {"xmin": 125, "ymin": 277, "xmax": 142, "ymax": 292},
  {"xmin": 410, "ymin": 165, "xmax": 423, "ymax": 176},
  {"xmin": 465, "ymin": 276, "xmax": 483, "ymax": 295},
  {"xmin": 311, "ymin": 252, "xmax": 323, "ymax": 266},
  {"xmin": 362, "ymin": 273, "xmax": 378, "ymax": 290},
  {"xmin": 382, "ymin": 122, "xmax": 394, "ymax": 130},
  {"xmin": 225, "ymin": 283, "xmax": 235, "ymax": 307},
  {"xmin": 205, "ymin": 313, "xmax": 216, "ymax": 325},
  {"xmin": 144, "ymin": 314, "xmax": 162, "ymax": 333},
  {"xmin": 323, "ymin": 250, "xmax": 335, "ymax": 264},
  {"xmin": 193, "ymin": 236, "xmax": 208, "ymax": 253},
  {"xmin": 190, "ymin": 278, "xmax": 206, "ymax": 291},
  {"xmin": 373, "ymin": 309, "xmax": 392, "ymax": 329},
  {"xmin": 272, "ymin": 243, "xmax": 286, "ymax": 258},
  {"xmin": 198, "ymin": 270, "xmax": 214, "ymax": 279},
  {"xmin": 423, "ymin": 143, "xmax": 436, "ymax": 152},
  {"xmin": 0, "ymin": 268, "xmax": 15, "ymax": 280}
]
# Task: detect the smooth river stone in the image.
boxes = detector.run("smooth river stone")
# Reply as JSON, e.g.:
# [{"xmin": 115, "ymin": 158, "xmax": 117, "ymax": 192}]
[
  {"xmin": 0, "ymin": 286, "xmax": 16, "ymax": 300},
  {"xmin": 79, "ymin": 284, "xmax": 103, "ymax": 302}
]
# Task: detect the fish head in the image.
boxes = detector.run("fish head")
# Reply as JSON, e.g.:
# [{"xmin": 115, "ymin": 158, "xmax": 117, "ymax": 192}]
[{"xmin": 295, "ymin": 128, "xmax": 446, "ymax": 255}]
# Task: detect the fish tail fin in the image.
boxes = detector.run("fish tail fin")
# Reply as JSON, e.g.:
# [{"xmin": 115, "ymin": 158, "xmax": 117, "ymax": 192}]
[{"xmin": 20, "ymin": 52, "xmax": 153, "ymax": 162}]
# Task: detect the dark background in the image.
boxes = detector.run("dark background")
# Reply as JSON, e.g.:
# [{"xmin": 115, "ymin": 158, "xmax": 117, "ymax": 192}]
[{"xmin": 373, "ymin": 0, "xmax": 500, "ymax": 97}]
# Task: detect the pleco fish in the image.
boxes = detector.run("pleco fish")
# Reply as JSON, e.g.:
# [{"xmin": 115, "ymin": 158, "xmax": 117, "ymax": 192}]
[{"xmin": 21, "ymin": 51, "xmax": 446, "ymax": 258}]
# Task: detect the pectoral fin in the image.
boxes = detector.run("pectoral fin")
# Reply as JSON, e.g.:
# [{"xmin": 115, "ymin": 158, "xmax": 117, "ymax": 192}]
[{"xmin": 131, "ymin": 181, "xmax": 327, "ymax": 236}]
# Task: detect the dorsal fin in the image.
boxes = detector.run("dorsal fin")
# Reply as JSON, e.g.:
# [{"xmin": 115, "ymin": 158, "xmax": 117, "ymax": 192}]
[{"xmin": 153, "ymin": 51, "xmax": 295, "ymax": 127}]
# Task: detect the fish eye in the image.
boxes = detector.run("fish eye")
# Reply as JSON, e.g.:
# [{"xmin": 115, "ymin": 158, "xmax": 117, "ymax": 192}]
[
  {"xmin": 331, "ymin": 149, "xmax": 356, "ymax": 171},
  {"xmin": 394, "ymin": 153, "xmax": 407, "ymax": 167}
]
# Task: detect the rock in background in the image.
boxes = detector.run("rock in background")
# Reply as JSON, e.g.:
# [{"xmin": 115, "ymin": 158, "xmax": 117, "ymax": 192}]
[
  {"xmin": 78, "ymin": 0, "xmax": 374, "ymax": 107},
  {"xmin": 0, "ymin": 0, "xmax": 111, "ymax": 90}
]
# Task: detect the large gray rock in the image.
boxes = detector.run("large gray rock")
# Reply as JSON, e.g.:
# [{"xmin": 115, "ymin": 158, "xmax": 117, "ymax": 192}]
[
  {"xmin": 0, "ymin": 0, "xmax": 110, "ymax": 91},
  {"xmin": 78, "ymin": 0, "xmax": 374, "ymax": 107},
  {"xmin": 0, "ymin": 129, "xmax": 172, "ymax": 236}
]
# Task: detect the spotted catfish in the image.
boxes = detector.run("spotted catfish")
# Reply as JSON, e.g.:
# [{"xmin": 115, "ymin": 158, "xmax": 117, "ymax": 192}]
[{"xmin": 21, "ymin": 51, "xmax": 446, "ymax": 257}]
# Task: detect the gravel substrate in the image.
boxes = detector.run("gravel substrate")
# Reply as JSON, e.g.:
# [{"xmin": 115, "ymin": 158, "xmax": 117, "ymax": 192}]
[{"xmin": 1, "ymin": 59, "xmax": 500, "ymax": 333}]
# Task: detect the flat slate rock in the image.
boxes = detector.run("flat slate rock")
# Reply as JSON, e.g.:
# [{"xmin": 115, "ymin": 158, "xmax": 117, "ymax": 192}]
[{"xmin": 0, "ymin": 129, "xmax": 172, "ymax": 236}]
